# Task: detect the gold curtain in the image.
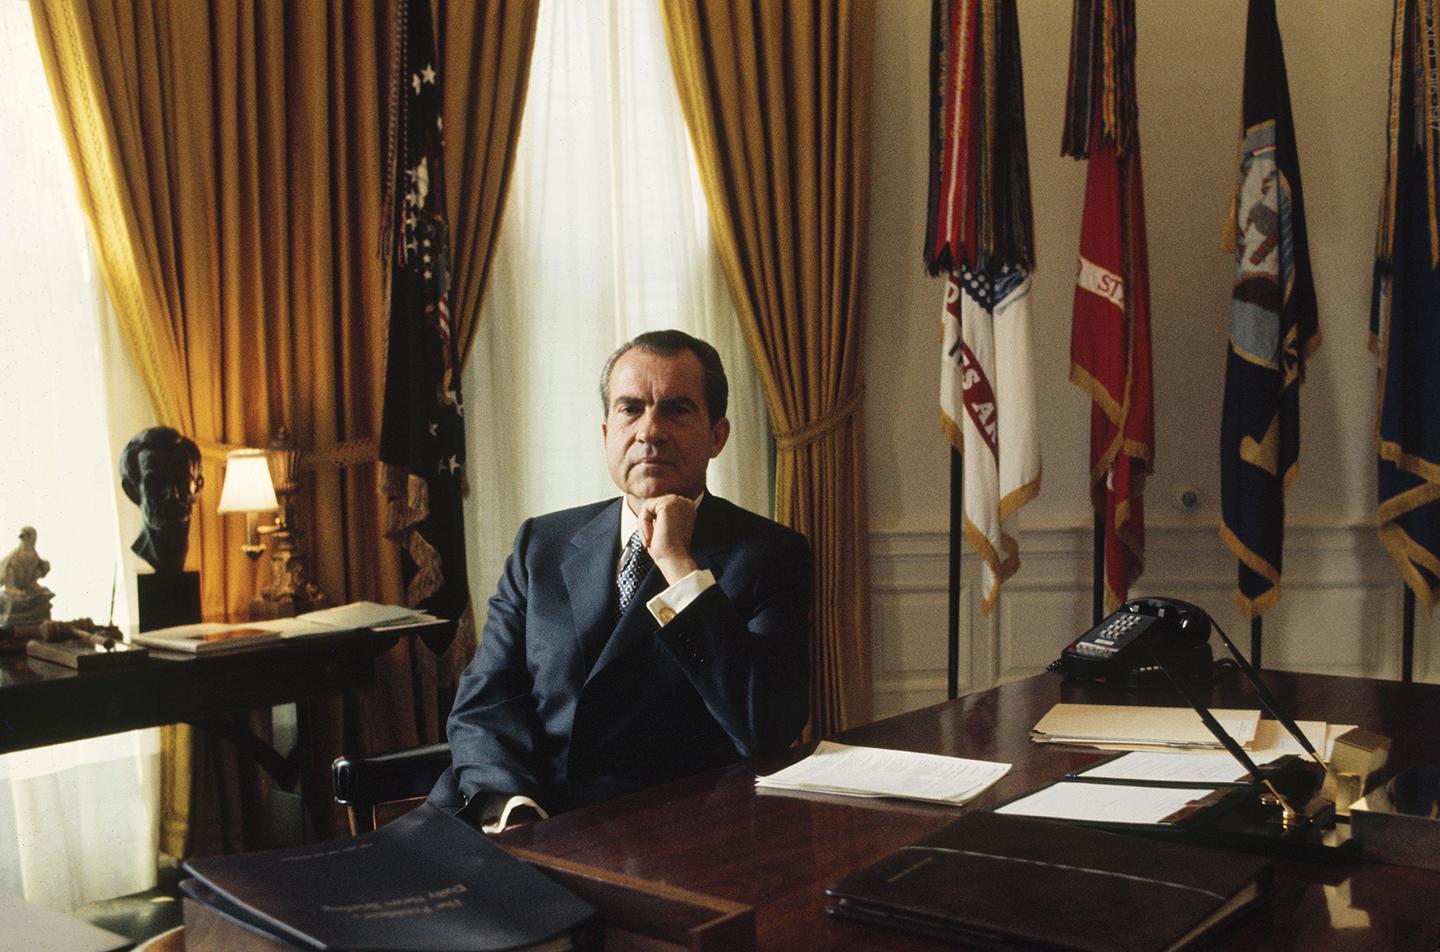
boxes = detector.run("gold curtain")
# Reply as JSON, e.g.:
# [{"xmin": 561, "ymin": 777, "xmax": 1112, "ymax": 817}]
[
  {"xmin": 440, "ymin": 1, "xmax": 538, "ymax": 366},
  {"xmin": 31, "ymin": 0, "xmax": 537, "ymax": 853},
  {"xmin": 661, "ymin": 0, "xmax": 875, "ymax": 735}
]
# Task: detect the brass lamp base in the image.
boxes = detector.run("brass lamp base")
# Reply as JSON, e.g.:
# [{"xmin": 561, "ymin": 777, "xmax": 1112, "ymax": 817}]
[{"xmin": 249, "ymin": 524, "xmax": 328, "ymax": 619}]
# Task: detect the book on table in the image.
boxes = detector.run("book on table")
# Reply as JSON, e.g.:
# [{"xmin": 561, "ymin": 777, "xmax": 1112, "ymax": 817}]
[
  {"xmin": 180, "ymin": 802, "xmax": 600, "ymax": 951},
  {"xmin": 132, "ymin": 622, "xmax": 282, "ymax": 654},
  {"xmin": 825, "ymin": 811, "xmax": 1271, "ymax": 952}
]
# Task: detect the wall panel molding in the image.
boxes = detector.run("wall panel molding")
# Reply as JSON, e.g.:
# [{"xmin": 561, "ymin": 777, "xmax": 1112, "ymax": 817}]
[{"xmin": 869, "ymin": 523, "xmax": 1438, "ymax": 720}]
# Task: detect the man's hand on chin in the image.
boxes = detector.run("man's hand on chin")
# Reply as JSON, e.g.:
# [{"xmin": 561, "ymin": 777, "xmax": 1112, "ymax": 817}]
[{"xmin": 639, "ymin": 494, "xmax": 700, "ymax": 584}]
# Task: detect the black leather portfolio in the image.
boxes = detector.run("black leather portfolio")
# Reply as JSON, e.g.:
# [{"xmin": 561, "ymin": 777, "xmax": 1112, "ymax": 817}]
[
  {"xmin": 180, "ymin": 803, "xmax": 600, "ymax": 951},
  {"xmin": 825, "ymin": 811, "xmax": 1271, "ymax": 952}
]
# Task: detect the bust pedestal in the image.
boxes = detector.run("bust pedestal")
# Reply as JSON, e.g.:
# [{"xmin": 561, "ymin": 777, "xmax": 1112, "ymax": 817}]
[{"xmin": 137, "ymin": 571, "xmax": 201, "ymax": 632}]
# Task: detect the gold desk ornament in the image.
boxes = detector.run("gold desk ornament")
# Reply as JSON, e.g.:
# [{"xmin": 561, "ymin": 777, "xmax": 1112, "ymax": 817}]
[{"xmin": 1321, "ymin": 728, "xmax": 1392, "ymax": 818}]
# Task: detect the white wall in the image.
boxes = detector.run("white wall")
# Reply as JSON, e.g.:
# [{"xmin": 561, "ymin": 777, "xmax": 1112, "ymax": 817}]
[{"xmin": 862, "ymin": 0, "xmax": 1437, "ymax": 717}]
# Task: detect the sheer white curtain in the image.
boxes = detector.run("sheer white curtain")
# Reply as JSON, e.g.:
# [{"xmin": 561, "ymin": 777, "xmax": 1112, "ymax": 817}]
[
  {"xmin": 0, "ymin": 4, "xmax": 159, "ymax": 911},
  {"xmin": 462, "ymin": 0, "xmax": 772, "ymax": 602}
]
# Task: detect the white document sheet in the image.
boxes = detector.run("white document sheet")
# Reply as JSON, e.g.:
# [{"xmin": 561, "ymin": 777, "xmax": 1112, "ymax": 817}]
[
  {"xmin": 1079, "ymin": 751, "xmax": 1265, "ymax": 784},
  {"xmin": 1322, "ymin": 724, "xmax": 1360, "ymax": 758},
  {"xmin": 995, "ymin": 781, "xmax": 1221, "ymax": 825},
  {"xmin": 755, "ymin": 741, "xmax": 1011, "ymax": 805}
]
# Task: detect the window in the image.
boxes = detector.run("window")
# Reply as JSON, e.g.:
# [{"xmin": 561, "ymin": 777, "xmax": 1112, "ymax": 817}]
[
  {"xmin": 0, "ymin": 3, "xmax": 159, "ymax": 910},
  {"xmin": 462, "ymin": 0, "xmax": 772, "ymax": 599}
]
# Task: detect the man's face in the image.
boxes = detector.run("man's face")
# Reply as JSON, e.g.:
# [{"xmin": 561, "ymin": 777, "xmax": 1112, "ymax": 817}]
[
  {"xmin": 603, "ymin": 348, "xmax": 729, "ymax": 505},
  {"xmin": 137, "ymin": 448, "xmax": 203, "ymax": 531}
]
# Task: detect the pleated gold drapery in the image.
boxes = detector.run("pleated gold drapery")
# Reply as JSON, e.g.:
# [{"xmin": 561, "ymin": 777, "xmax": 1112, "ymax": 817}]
[
  {"xmin": 440, "ymin": 1, "xmax": 539, "ymax": 367},
  {"xmin": 31, "ymin": 0, "xmax": 537, "ymax": 853},
  {"xmin": 661, "ymin": 0, "xmax": 875, "ymax": 736}
]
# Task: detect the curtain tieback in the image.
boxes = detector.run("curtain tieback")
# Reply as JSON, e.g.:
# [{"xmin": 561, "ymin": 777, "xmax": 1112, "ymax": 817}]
[
  {"xmin": 198, "ymin": 436, "xmax": 379, "ymax": 468},
  {"xmin": 773, "ymin": 386, "xmax": 865, "ymax": 452}
]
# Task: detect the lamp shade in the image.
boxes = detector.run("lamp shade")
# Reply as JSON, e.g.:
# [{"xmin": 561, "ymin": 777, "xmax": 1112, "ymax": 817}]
[{"xmin": 216, "ymin": 449, "xmax": 279, "ymax": 513}]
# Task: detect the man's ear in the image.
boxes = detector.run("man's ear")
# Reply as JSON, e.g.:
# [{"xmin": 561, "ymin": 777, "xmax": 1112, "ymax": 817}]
[{"xmin": 709, "ymin": 417, "xmax": 731, "ymax": 458}]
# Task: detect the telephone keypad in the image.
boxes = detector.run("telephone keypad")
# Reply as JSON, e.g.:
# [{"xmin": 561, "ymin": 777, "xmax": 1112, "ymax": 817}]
[{"xmin": 1069, "ymin": 612, "xmax": 1160, "ymax": 659}]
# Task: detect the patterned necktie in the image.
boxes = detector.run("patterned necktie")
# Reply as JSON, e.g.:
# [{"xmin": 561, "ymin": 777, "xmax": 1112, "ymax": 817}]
[{"xmin": 616, "ymin": 530, "xmax": 652, "ymax": 614}]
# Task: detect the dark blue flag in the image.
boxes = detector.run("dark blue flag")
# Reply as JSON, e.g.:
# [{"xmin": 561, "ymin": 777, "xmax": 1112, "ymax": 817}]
[
  {"xmin": 380, "ymin": 0, "xmax": 469, "ymax": 653},
  {"xmin": 1219, "ymin": 0, "xmax": 1320, "ymax": 617},
  {"xmin": 1373, "ymin": 0, "xmax": 1440, "ymax": 611}
]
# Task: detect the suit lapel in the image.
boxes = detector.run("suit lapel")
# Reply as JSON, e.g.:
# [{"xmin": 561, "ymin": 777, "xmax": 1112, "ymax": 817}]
[{"xmin": 561, "ymin": 500, "xmax": 622, "ymax": 670}]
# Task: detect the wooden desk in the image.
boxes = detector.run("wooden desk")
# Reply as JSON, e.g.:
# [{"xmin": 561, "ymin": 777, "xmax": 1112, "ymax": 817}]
[
  {"xmin": 0, "ymin": 628, "xmax": 418, "ymax": 755},
  {"xmin": 501, "ymin": 669, "xmax": 1440, "ymax": 950}
]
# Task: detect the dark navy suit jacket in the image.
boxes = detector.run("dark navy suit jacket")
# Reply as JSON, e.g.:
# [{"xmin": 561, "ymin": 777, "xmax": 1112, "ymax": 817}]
[{"xmin": 429, "ymin": 494, "xmax": 812, "ymax": 815}]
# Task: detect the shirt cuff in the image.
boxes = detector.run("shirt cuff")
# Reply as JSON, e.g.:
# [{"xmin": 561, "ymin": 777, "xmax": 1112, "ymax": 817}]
[
  {"xmin": 646, "ymin": 568, "xmax": 715, "ymax": 625},
  {"xmin": 478, "ymin": 794, "xmax": 549, "ymax": 835}
]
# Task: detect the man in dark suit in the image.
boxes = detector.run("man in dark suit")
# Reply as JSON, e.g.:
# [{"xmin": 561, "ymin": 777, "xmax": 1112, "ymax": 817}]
[{"xmin": 430, "ymin": 330, "xmax": 812, "ymax": 831}]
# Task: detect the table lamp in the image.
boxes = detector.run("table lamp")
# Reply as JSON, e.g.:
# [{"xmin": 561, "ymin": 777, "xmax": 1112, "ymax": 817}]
[
  {"xmin": 216, "ymin": 448, "xmax": 279, "ymax": 559},
  {"xmin": 216, "ymin": 430, "xmax": 327, "ymax": 618}
]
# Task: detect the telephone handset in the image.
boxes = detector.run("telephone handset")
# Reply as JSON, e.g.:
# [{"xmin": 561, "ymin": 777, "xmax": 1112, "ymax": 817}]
[{"xmin": 1055, "ymin": 597, "xmax": 1216, "ymax": 687}]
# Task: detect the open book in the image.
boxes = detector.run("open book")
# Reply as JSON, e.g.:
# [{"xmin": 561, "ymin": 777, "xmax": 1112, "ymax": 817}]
[{"xmin": 134, "ymin": 602, "xmax": 442, "ymax": 652}]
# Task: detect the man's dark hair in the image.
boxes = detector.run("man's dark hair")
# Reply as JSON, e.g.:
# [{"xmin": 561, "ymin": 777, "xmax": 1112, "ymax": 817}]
[
  {"xmin": 119, "ymin": 426, "xmax": 202, "ymax": 505},
  {"xmin": 600, "ymin": 330, "xmax": 729, "ymax": 422}
]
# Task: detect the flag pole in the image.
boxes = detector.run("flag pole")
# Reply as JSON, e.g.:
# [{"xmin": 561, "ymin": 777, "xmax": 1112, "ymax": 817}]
[
  {"xmin": 1250, "ymin": 616, "xmax": 1262, "ymax": 671},
  {"xmin": 1402, "ymin": 587, "xmax": 1415, "ymax": 683},
  {"xmin": 948, "ymin": 448, "xmax": 962, "ymax": 700},
  {"xmin": 1091, "ymin": 511, "xmax": 1104, "ymax": 625}
]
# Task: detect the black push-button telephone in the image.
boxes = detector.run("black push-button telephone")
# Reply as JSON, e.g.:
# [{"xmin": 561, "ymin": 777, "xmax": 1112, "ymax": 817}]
[{"xmin": 1054, "ymin": 597, "xmax": 1216, "ymax": 687}]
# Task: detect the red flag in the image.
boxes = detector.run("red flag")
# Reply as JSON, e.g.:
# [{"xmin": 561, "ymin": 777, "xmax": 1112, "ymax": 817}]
[
  {"xmin": 1070, "ymin": 114, "xmax": 1154, "ymax": 611},
  {"xmin": 931, "ymin": 0, "xmax": 980, "ymax": 270}
]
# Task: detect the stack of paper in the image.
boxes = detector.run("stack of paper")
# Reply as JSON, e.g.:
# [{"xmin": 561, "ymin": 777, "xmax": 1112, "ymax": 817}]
[
  {"xmin": 1030, "ymin": 704, "xmax": 1262, "ymax": 751},
  {"xmin": 755, "ymin": 741, "xmax": 1010, "ymax": 805},
  {"xmin": 291, "ymin": 601, "xmax": 441, "ymax": 633}
]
